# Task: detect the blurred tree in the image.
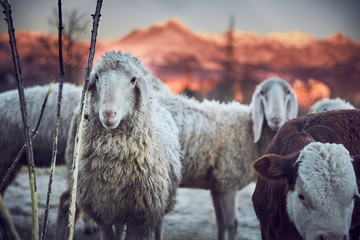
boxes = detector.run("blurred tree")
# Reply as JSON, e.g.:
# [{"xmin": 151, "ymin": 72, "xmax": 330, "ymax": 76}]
[
  {"xmin": 182, "ymin": 86, "xmax": 196, "ymax": 98},
  {"xmin": 240, "ymin": 65, "xmax": 257, "ymax": 104},
  {"xmin": 333, "ymin": 56, "xmax": 360, "ymax": 107},
  {"xmin": 0, "ymin": 9, "xmax": 89, "ymax": 92},
  {"xmin": 209, "ymin": 14, "xmax": 237, "ymax": 102},
  {"xmin": 48, "ymin": 9, "xmax": 89, "ymax": 84}
]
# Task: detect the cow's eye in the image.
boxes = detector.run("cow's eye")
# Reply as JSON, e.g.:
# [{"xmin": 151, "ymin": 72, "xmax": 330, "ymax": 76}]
[
  {"xmin": 130, "ymin": 77, "xmax": 137, "ymax": 85},
  {"xmin": 297, "ymin": 192, "xmax": 305, "ymax": 201}
]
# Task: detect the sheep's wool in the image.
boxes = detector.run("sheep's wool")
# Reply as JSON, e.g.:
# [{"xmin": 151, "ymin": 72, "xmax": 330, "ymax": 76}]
[{"xmin": 76, "ymin": 51, "xmax": 181, "ymax": 228}]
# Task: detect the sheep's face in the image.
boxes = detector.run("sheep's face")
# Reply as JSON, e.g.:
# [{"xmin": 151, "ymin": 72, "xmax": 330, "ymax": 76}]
[
  {"xmin": 259, "ymin": 78, "xmax": 296, "ymax": 131},
  {"xmin": 251, "ymin": 77, "xmax": 298, "ymax": 143},
  {"xmin": 254, "ymin": 142, "xmax": 359, "ymax": 240},
  {"xmin": 89, "ymin": 65, "xmax": 148, "ymax": 129}
]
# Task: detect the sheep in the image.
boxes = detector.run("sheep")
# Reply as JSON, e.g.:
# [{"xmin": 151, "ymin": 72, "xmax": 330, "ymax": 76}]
[
  {"xmin": 0, "ymin": 76, "xmax": 170, "ymax": 236},
  {"xmin": 0, "ymin": 83, "xmax": 81, "ymax": 193},
  {"xmin": 56, "ymin": 51, "xmax": 182, "ymax": 240},
  {"xmin": 252, "ymin": 109, "xmax": 360, "ymax": 240},
  {"xmin": 156, "ymin": 77, "xmax": 298, "ymax": 240},
  {"xmin": 0, "ymin": 83, "xmax": 105, "ymax": 235},
  {"xmin": 308, "ymin": 97, "xmax": 355, "ymax": 114}
]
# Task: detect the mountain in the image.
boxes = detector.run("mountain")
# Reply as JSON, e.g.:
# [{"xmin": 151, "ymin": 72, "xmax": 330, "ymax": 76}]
[
  {"xmin": 95, "ymin": 19, "xmax": 225, "ymax": 88},
  {"xmin": 1, "ymin": 19, "xmax": 359, "ymax": 109},
  {"xmin": 97, "ymin": 19, "xmax": 222, "ymax": 66},
  {"xmin": 96, "ymin": 19, "xmax": 360, "ymax": 86}
]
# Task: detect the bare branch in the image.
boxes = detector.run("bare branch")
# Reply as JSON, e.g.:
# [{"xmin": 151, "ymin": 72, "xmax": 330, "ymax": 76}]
[
  {"xmin": 66, "ymin": 0, "xmax": 103, "ymax": 239},
  {"xmin": 0, "ymin": 195, "xmax": 20, "ymax": 240},
  {"xmin": 0, "ymin": 0, "xmax": 39, "ymax": 239},
  {"xmin": 41, "ymin": 0, "xmax": 65, "ymax": 238}
]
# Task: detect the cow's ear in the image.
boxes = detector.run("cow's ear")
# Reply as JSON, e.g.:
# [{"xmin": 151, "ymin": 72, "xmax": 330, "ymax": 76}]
[
  {"xmin": 253, "ymin": 152, "xmax": 299, "ymax": 185},
  {"xmin": 352, "ymin": 155, "xmax": 360, "ymax": 185}
]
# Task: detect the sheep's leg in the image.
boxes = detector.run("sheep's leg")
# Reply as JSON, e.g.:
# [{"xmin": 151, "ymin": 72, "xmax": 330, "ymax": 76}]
[
  {"xmin": 83, "ymin": 211, "xmax": 99, "ymax": 234},
  {"xmin": 55, "ymin": 189, "xmax": 81, "ymax": 240},
  {"xmin": 114, "ymin": 222, "xmax": 125, "ymax": 240},
  {"xmin": 55, "ymin": 190, "xmax": 70, "ymax": 240},
  {"xmin": 101, "ymin": 224, "xmax": 115, "ymax": 240},
  {"xmin": 154, "ymin": 217, "xmax": 164, "ymax": 240},
  {"xmin": 211, "ymin": 190, "xmax": 238, "ymax": 240},
  {"xmin": 125, "ymin": 220, "xmax": 152, "ymax": 240}
]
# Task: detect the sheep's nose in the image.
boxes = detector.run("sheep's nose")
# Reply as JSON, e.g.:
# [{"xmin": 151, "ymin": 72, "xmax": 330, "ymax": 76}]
[
  {"xmin": 102, "ymin": 109, "xmax": 116, "ymax": 120},
  {"xmin": 271, "ymin": 117, "xmax": 282, "ymax": 127},
  {"xmin": 320, "ymin": 233, "xmax": 346, "ymax": 240}
]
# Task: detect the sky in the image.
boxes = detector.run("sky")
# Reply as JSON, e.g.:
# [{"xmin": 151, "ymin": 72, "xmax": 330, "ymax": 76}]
[{"xmin": 0, "ymin": 0, "xmax": 360, "ymax": 41}]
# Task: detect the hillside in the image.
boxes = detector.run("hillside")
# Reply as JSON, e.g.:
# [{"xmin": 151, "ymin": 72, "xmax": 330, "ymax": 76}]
[{"xmin": 1, "ymin": 19, "xmax": 359, "ymax": 109}]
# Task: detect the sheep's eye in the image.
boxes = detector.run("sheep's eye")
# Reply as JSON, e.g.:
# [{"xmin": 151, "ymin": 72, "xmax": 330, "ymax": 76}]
[
  {"xmin": 95, "ymin": 74, "xmax": 99, "ymax": 80},
  {"xmin": 130, "ymin": 77, "xmax": 137, "ymax": 84},
  {"xmin": 286, "ymin": 90, "xmax": 290, "ymax": 95},
  {"xmin": 260, "ymin": 90, "xmax": 264, "ymax": 96}
]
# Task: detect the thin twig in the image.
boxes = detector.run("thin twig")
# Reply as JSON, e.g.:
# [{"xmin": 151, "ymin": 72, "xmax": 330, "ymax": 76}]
[
  {"xmin": 0, "ymin": 0, "xmax": 39, "ymax": 239},
  {"xmin": 31, "ymin": 84, "xmax": 53, "ymax": 138},
  {"xmin": 66, "ymin": 0, "xmax": 103, "ymax": 239},
  {"xmin": 0, "ymin": 195, "xmax": 20, "ymax": 240},
  {"xmin": 0, "ymin": 85, "xmax": 52, "ymax": 192},
  {"xmin": 41, "ymin": 0, "xmax": 65, "ymax": 239}
]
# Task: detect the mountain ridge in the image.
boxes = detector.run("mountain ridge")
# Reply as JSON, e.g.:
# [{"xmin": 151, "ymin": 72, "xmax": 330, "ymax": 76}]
[{"xmin": 0, "ymin": 19, "xmax": 359, "ymax": 108}]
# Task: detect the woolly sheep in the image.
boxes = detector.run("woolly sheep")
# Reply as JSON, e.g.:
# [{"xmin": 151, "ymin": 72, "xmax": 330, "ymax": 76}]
[
  {"xmin": 157, "ymin": 77, "xmax": 298, "ymax": 240},
  {"xmin": 0, "ymin": 76, "xmax": 171, "ymax": 236},
  {"xmin": 308, "ymin": 97, "xmax": 355, "ymax": 114},
  {"xmin": 0, "ymin": 83, "xmax": 81, "ymax": 193},
  {"xmin": 56, "ymin": 51, "xmax": 182, "ymax": 240},
  {"xmin": 252, "ymin": 110, "xmax": 360, "ymax": 240}
]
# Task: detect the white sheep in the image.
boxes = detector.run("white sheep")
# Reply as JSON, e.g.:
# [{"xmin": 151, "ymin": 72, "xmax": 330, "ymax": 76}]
[
  {"xmin": 56, "ymin": 51, "xmax": 182, "ymax": 240},
  {"xmin": 0, "ymin": 83, "xmax": 81, "ymax": 193},
  {"xmin": 157, "ymin": 77, "xmax": 298, "ymax": 240},
  {"xmin": 308, "ymin": 97, "xmax": 355, "ymax": 114},
  {"xmin": 0, "ymin": 78, "xmax": 170, "ymax": 236}
]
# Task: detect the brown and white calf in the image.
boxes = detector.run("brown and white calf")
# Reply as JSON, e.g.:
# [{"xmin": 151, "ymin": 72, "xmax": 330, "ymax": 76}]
[{"xmin": 252, "ymin": 110, "xmax": 360, "ymax": 240}]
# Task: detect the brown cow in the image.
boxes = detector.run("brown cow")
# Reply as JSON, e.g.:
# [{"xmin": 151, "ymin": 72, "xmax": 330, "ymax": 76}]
[{"xmin": 252, "ymin": 109, "xmax": 360, "ymax": 240}]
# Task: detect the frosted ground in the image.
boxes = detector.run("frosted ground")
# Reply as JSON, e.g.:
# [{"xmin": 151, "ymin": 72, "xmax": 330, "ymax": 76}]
[{"xmin": 4, "ymin": 166, "xmax": 261, "ymax": 240}]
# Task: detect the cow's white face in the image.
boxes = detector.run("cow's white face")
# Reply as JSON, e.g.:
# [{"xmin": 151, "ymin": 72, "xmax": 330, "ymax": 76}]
[{"xmin": 286, "ymin": 143, "xmax": 358, "ymax": 240}]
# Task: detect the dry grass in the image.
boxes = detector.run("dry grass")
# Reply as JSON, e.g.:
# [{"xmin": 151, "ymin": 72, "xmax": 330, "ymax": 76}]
[{"xmin": 3, "ymin": 166, "xmax": 261, "ymax": 240}]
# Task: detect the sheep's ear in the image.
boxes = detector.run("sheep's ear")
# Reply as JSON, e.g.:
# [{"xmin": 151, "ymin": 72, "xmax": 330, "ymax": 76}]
[
  {"xmin": 252, "ymin": 91, "xmax": 264, "ymax": 143},
  {"xmin": 286, "ymin": 89, "xmax": 298, "ymax": 120},
  {"xmin": 253, "ymin": 152, "xmax": 299, "ymax": 185},
  {"xmin": 136, "ymin": 77, "xmax": 149, "ymax": 106}
]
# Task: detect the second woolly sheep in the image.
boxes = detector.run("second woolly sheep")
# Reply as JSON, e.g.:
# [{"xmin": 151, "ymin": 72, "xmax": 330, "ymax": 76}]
[
  {"xmin": 157, "ymin": 77, "xmax": 298, "ymax": 240},
  {"xmin": 308, "ymin": 97, "xmax": 355, "ymax": 114}
]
